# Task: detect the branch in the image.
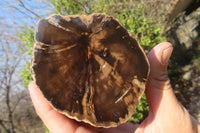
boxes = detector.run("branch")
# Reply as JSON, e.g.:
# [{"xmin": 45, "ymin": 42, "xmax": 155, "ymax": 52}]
[
  {"xmin": 73, "ymin": 0, "xmax": 88, "ymax": 14},
  {"xmin": 0, "ymin": 120, "xmax": 10, "ymax": 133},
  {"xmin": 17, "ymin": 0, "xmax": 41, "ymax": 19},
  {"xmin": 11, "ymin": 93, "xmax": 26, "ymax": 113}
]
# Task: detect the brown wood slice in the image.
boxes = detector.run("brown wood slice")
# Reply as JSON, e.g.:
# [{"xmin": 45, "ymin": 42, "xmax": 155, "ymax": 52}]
[{"xmin": 31, "ymin": 14, "xmax": 150, "ymax": 128}]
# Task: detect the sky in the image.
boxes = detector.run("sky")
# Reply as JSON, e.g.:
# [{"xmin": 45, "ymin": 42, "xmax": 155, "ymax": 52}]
[
  {"xmin": 0, "ymin": 0, "xmax": 54, "ymax": 91},
  {"xmin": 0, "ymin": 0, "xmax": 53, "ymax": 31}
]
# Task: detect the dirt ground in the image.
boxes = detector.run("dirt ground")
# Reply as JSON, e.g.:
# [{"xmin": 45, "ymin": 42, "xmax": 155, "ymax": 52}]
[{"xmin": 173, "ymin": 61, "xmax": 200, "ymax": 122}]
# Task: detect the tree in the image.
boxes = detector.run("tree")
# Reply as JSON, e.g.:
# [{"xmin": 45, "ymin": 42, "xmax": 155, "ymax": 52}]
[
  {"xmin": 0, "ymin": 0, "xmax": 51, "ymax": 132},
  {"xmin": 0, "ymin": 1, "xmax": 197, "ymax": 132},
  {"xmin": 0, "ymin": 29, "xmax": 23, "ymax": 133}
]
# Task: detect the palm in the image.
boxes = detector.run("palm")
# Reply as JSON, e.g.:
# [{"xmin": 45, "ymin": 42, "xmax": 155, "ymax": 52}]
[{"xmin": 28, "ymin": 42, "xmax": 199, "ymax": 133}]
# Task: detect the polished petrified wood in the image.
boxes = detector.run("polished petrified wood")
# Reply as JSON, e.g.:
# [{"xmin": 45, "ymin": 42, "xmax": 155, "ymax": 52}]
[{"xmin": 31, "ymin": 14, "xmax": 150, "ymax": 128}]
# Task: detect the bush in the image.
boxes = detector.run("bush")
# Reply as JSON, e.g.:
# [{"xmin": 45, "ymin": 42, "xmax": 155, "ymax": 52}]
[
  {"xmin": 19, "ymin": 0, "xmax": 166, "ymax": 124},
  {"xmin": 17, "ymin": 27, "xmax": 34, "ymax": 87}
]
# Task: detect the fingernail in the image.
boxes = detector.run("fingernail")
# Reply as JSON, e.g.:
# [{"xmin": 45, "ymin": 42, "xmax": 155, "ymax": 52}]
[{"xmin": 162, "ymin": 47, "xmax": 173, "ymax": 65}]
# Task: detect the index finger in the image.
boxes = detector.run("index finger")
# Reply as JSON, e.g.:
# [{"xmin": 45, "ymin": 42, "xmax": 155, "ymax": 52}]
[{"xmin": 28, "ymin": 81, "xmax": 96, "ymax": 133}]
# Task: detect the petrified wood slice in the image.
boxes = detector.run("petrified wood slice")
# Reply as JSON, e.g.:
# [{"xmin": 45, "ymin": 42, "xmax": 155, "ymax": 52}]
[{"xmin": 31, "ymin": 14, "xmax": 150, "ymax": 128}]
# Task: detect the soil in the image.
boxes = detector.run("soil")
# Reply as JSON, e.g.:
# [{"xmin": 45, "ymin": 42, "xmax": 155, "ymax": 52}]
[
  {"xmin": 173, "ymin": 63, "xmax": 200, "ymax": 122},
  {"xmin": 165, "ymin": 5, "xmax": 200, "ymax": 122}
]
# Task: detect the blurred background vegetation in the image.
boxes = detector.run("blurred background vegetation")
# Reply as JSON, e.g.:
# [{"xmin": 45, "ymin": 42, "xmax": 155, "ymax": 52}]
[{"xmin": 0, "ymin": 0, "xmax": 200, "ymax": 133}]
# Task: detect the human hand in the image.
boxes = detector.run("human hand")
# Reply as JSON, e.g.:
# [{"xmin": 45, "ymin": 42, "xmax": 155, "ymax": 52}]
[{"xmin": 28, "ymin": 42, "xmax": 200, "ymax": 133}]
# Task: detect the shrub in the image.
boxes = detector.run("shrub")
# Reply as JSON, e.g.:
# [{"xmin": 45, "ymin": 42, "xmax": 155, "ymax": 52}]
[{"xmin": 19, "ymin": 0, "xmax": 166, "ymax": 124}]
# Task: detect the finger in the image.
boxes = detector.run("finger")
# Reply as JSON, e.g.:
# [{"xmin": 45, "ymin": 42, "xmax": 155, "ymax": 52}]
[
  {"xmin": 147, "ymin": 42, "xmax": 172, "ymax": 83},
  {"xmin": 136, "ymin": 42, "xmax": 200, "ymax": 133},
  {"xmin": 28, "ymin": 81, "xmax": 78, "ymax": 133},
  {"xmin": 28, "ymin": 81, "xmax": 53, "ymax": 117},
  {"xmin": 98, "ymin": 123, "xmax": 139, "ymax": 133},
  {"xmin": 28, "ymin": 81, "xmax": 97, "ymax": 133},
  {"xmin": 145, "ymin": 42, "xmax": 180, "ymax": 115}
]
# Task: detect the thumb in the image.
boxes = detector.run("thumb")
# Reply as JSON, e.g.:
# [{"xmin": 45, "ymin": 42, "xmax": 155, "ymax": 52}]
[
  {"xmin": 137, "ymin": 42, "xmax": 199, "ymax": 133},
  {"xmin": 147, "ymin": 42, "xmax": 173, "ymax": 84},
  {"xmin": 145, "ymin": 42, "xmax": 178, "ymax": 115}
]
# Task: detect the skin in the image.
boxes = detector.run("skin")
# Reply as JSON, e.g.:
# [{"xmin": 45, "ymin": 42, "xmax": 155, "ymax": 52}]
[{"xmin": 28, "ymin": 42, "xmax": 200, "ymax": 133}]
